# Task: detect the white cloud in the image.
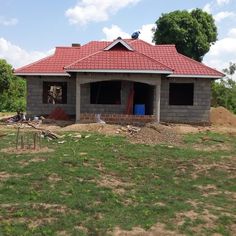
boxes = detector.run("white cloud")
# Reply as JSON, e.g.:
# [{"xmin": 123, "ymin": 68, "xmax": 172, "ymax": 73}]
[
  {"xmin": 102, "ymin": 25, "xmax": 130, "ymax": 41},
  {"xmin": 214, "ymin": 11, "xmax": 235, "ymax": 22},
  {"xmin": 0, "ymin": 38, "xmax": 53, "ymax": 69},
  {"xmin": 204, "ymin": 30, "xmax": 236, "ymax": 74},
  {"xmin": 216, "ymin": 0, "xmax": 231, "ymax": 6},
  {"xmin": 138, "ymin": 24, "xmax": 156, "ymax": 44},
  {"xmin": 102, "ymin": 24, "xmax": 155, "ymax": 44},
  {"xmin": 0, "ymin": 17, "xmax": 18, "ymax": 26},
  {"xmin": 65, "ymin": 0, "xmax": 140, "ymax": 25},
  {"xmin": 228, "ymin": 28, "xmax": 236, "ymax": 37},
  {"xmin": 206, "ymin": 38, "xmax": 236, "ymax": 57},
  {"xmin": 203, "ymin": 3, "xmax": 212, "ymax": 13}
]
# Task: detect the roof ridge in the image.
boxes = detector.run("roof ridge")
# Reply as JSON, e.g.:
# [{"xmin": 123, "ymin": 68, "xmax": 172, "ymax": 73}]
[
  {"xmin": 177, "ymin": 53, "xmax": 225, "ymax": 76},
  {"xmin": 64, "ymin": 50, "xmax": 102, "ymax": 69},
  {"xmin": 128, "ymin": 39, "xmax": 153, "ymax": 47},
  {"xmin": 134, "ymin": 50, "xmax": 174, "ymax": 71},
  {"xmin": 56, "ymin": 46, "xmax": 81, "ymax": 49},
  {"xmin": 155, "ymin": 44, "xmax": 176, "ymax": 47}
]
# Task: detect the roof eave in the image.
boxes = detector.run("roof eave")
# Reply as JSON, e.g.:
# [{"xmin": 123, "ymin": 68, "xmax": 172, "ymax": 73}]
[
  {"xmin": 65, "ymin": 69, "xmax": 173, "ymax": 74},
  {"xmin": 167, "ymin": 74, "xmax": 224, "ymax": 79},
  {"xmin": 14, "ymin": 72, "xmax": 71, "ymax": 77}
]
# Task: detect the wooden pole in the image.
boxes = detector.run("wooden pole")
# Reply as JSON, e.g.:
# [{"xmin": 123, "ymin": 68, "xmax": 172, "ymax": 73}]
[
  {"xmin": 21, "ymin": 135, "xmax": 24, "ymax": 149},
  {"xmin": 16, "ymin": 127, "xmax": 20, "ymax": 150},
  {"xmin": 33, "ymin": 133, "xmax": 37, "ymax": 150}
]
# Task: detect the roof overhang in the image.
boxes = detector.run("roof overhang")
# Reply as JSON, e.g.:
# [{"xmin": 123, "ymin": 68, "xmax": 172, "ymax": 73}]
[
  {"xmin": 66, "ymin": 69, "xmax": 173, "ymax": 74},
  {"xmin": 14, "ymin": 73, "xmax": 70, "ymax": 77},
  {"xmin": 167, "ymin": 74, "xmax": 223, "ymax": 79}
]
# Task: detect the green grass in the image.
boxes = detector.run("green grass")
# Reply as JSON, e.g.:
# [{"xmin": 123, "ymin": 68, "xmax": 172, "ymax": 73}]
[{"xmin": 0, "ymin": 130, "xmax": 235, "ymax": 235}]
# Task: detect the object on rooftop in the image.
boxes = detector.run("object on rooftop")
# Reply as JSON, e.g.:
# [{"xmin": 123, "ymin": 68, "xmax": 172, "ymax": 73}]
[{"xmin": 131, "ymin": 31, "xmax": 140, "ymax": 39}]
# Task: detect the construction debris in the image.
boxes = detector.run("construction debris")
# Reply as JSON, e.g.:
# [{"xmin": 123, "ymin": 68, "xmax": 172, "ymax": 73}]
[
  {"xmin": 6, "ymin": 111, "xmax": 26, "ymax": 123},
  {"xmin": 116, "ymin": 125, "xmax": 141, "ymax": 135},
  {"xmin": 95, "ymin": 114, "xmax": 106, "ymax": 124},
  {"xmin": 26, "ymin": 122, "xmax": 60, "ymax": 139},
  {"xmin": 48, "ymin": 107, "xmax": 70, "ymax": 121}
]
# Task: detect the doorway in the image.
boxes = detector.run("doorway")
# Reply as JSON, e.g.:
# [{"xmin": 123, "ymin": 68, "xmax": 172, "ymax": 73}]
[{"xmin": 133, "ymin": 82, "xmax": 154, "ymax": 115}]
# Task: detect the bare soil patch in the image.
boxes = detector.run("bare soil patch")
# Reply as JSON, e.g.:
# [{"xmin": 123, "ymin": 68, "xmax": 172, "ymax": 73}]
[
  {"xmin": 191, "ymin": 157, "xmax": 236, "ymax": 179},
  {"xmin": 31, "ymin": 203, "xmax": 68, "ymax": 213},
  {"xmin": 98, "ymin": 174, "xmax": 133, "ymax": 195},
  {"xmin": 174, "ymin": 209, "xmax": 218, "ymax": 234},
  {"xmin": 192, "ymin": 143, "xmax": 233, "ymax": 152},
  {"xmin": 1, "ymin": 217, "xmax": 56, "ymax": 229},
  {"xmin": 0, "ymin": 171, "xmax": 20, "ymax": 181},
  {"xmin": 111, "ymin": 223, "xmax": 182, "ymax": 236},
  {"xmin": 18, "ymin": 156, "xmax": 47, "ymax": 167},
  {"xmin": 0, "ymin": 202, "xmax": 74, "ymax": 214},
  {"xmin": 48, "ymin": 173, "xmax": 62, "ymax": 183},
  {"xmin": 1, "ymin": 147, "xmax": 54, "ymax": 154}
]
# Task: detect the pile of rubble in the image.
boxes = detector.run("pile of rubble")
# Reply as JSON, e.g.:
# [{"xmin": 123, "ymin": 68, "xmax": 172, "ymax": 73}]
[{"xmin": 115, "ymin": 125, "xmax": 141, "ymax": 135}]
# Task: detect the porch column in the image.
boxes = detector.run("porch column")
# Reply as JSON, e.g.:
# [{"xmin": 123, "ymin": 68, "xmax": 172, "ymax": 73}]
[
  {"xmin": 155, "ymin": 81, "xmax": 161, "ymax": 123},
  {"xmin": 76, "ymin": 76, "xmax": 81, "ymax": 123}
]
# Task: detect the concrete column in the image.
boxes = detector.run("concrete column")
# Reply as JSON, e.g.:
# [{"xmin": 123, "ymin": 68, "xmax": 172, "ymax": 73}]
[
  {"xmin": 155, "ymin": 82, "xmax": 161, "ymax": 123},
  {"xmin": 76, "ymin": 75, "xmax": 81, "ymax": 123}
]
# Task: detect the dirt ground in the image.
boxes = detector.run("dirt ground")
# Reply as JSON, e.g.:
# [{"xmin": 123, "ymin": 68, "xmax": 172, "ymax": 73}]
[{"xmin": 1, "ymin": 107, "xmax": 236, "ymax": 145}]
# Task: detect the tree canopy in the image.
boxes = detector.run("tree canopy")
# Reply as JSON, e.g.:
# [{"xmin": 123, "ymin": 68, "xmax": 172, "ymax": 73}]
[
  {"xmin": 0, "ymin": 59, "xmax": 12, "ymax": 93},
  {"xmin": 212, "ymin": 63, "xmax": 236, "ymax": 114},
  {"xmin": 153, "ymin": 9, "xmax": 217, "ymax": 62},
  {"xmin": 0, "ymin": 59, "xmax": 26, "ymax": 112}
]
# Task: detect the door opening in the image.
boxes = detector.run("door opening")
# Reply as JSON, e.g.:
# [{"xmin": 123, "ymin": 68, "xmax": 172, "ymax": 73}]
[{"xmin": 133, "ymin": 82, "xmax": 154, "ymax": 115}]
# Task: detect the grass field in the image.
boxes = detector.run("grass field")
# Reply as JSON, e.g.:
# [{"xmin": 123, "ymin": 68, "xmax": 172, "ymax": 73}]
[{"xmin": 0, "ymin": 129, "xmax": 235, "ymax": 235}]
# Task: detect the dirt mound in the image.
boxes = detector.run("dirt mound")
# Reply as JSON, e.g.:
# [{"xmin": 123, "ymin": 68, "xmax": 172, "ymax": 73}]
[
  {"xmin": 210, "ymin": 107, "xmax": 236, "ymax": 126},
  {"xmin": 61, "ymin": 123, "xmax": 181, "ymax": 145},
  {"xmin": 61, "ymin": 123, "xmax": 121, "ymax": 135},
  {"xmin": 128, "ymin": 124, "xmax": 182, "ymax": 145}
]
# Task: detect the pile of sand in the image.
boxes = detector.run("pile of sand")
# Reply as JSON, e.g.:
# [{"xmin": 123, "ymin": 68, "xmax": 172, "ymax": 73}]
[
  {"xmin": 61, "ymin": 123, "xmax": 121, "ymax": 135},
  {"xmin": 210, "ymin": 107, "xmax": 236, "ymax": 126}
]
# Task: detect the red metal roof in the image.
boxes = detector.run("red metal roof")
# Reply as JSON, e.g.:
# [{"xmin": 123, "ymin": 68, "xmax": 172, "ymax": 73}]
[
  {"xmin": 14, "ymin": 39, "xmax": 224, "ymax": 78},
  {"xmin": 65, "ymin": 50, "xmax": 172, "ymax": 72}
]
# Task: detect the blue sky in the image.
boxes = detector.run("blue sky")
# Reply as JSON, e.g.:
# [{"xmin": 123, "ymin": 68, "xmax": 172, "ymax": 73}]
[{"xmin": 0, "ymin": 0, "xmax": 235, "ymax": 73}]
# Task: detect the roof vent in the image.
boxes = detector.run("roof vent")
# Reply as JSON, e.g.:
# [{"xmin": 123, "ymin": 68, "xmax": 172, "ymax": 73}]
[
  {"xmin": 131, "ymin": 31, "xmax": 140, "ymax": 39},
  {"xmin": 117, "ymin": 36, "xmax": 122, "ymax": 40},
  {"xmin": 72, "ymin": 43, "xmax": 81, "ymax": 47}
]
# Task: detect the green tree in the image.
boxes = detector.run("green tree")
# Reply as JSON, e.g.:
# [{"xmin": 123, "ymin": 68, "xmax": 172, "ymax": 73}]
[
  {"xmin": 222, "ymin": 62, "xmax": 236, "ymax": 75},
  {"xmin": 211, "ymin": 63, "xmax": 236, "ymax": 114},
  {"xmin": 153, "ymin": 9, "xmax": 217, "ymax": 62},
  {"xmin": 0, "ymin": 59, "xmax": 12, "ymax": 93},
  {"xmin": 0, "ymin": 59, "xmax": 26, "ymax": 112}
]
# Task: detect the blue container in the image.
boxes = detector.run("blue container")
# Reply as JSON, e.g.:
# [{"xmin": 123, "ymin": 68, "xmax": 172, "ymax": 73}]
[{"xmin": 134, "ymin": 104, "xmax": 145, "ymax": 115}]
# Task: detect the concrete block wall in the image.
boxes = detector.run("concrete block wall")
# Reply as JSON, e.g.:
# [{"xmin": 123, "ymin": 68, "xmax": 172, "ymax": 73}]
[
  {"xmin": 26, "ymin": 76, "xmax": 76, "ymax": 116},
  {"xmin": 26, "ymin": 73, "xmax": 212, "ymax": 124},
  {"xmin": 160, "ymin": 77, "xmax": 212, "ymax": 123}
]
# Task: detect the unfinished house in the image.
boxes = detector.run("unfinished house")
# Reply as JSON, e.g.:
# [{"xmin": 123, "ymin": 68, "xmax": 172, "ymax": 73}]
[{"xmin": 14, "ymin": 38, "xmax": 224, "ymax": 124}]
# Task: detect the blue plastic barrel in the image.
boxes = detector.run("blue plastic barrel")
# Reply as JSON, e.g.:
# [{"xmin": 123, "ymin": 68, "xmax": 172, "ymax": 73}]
[{"xmin": 134, "ymin": 104, "xmax": 145, "ymax": 115}]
